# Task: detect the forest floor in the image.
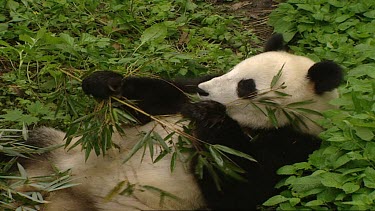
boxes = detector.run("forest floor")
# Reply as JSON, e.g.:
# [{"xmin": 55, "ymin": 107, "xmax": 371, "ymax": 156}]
[{"xmin": 214, "ymin": 0, "xmax": 279, "ymax": 45}]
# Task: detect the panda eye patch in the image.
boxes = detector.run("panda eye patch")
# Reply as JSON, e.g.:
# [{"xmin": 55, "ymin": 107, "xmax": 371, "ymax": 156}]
[{"xmin": 237, "ymin": 79, "xmax": 257, "ymax": 99}]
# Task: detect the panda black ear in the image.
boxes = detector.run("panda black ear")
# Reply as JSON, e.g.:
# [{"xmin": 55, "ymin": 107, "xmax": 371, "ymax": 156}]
[
  {"xmin": 264, "ymin": 34, "xmax": 286, "ymax": 52},
  {"xmin": 307, "ymin": 61, "xmax": 343, "ymax": 95}
]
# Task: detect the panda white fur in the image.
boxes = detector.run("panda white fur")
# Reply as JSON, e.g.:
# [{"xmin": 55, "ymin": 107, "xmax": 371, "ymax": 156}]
[
  {"xmin": 27, "ymin": 119, "xmax": 205, "ymax": 211},
  {"xmin": 198, "ymin": 50, "xmax": 339, "ymax": 135},
  {"xmin": 22, "ymin": 34, "xmax": 342, "ymax": 210}
]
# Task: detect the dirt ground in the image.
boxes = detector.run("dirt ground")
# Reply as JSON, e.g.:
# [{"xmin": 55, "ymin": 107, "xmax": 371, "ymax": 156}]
[{"xmin": 213, "ymin": 0, "xmax": 279, "ymax": 45}]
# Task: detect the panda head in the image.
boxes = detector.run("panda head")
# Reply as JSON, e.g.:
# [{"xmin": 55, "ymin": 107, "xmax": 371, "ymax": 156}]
[{"xmin": 198, "ymin": 34, "xmax": 343, "ymax": 135}]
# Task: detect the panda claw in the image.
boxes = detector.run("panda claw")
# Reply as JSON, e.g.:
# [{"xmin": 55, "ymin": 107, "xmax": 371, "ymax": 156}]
[
  {"xmin": 181, "ymin": 101, "xmax": 227, "ymax": 127},
  {"xmin": 82, "ymin": 71, "xmax": 123, "ymax": 99}
]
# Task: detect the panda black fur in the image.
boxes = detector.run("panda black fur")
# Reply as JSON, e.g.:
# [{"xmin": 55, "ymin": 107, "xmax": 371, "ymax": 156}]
[{"xmin": 22, "ymin": 34, "xmax": 342, "ymax": 210}]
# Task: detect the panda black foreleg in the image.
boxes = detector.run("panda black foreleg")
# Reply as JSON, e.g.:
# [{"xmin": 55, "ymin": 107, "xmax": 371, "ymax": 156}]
[
  {"xmin": 181, "ymin": 100, "xmax": 260, "ymax": 210},
  {"xmin": 181, "ymin": 100, "xmax": 250, "ymax": 151},
  {"xmin": 82, "ymin": 71, "xmax": 217, "ymax": 121}
]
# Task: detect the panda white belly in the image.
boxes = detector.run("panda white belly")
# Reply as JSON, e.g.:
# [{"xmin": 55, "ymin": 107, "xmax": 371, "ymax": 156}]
[{"xmin": 28, "ymin": 116, "xmax": 205, "ymax": 211}]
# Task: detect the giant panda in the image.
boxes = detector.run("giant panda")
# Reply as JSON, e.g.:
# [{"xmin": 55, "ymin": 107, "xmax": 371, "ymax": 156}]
[{"xmin": 21, "ymin": 34, "xmax": 342, "ymax": 210}]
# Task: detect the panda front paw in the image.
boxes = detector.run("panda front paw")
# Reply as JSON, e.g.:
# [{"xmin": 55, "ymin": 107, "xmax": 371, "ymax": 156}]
[
  {"xmin": 181, "ymin": 101, "xmax": 227, "ymax": 127},
  {"xmin": 82, "ymin": 71, "xmax": 123, "ymax": 99}
]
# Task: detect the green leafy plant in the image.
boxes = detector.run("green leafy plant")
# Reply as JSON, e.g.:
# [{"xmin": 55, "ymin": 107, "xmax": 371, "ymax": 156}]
[{"xmin": 264, "ymin": 0, "xmax": 375, "ymax": 210}]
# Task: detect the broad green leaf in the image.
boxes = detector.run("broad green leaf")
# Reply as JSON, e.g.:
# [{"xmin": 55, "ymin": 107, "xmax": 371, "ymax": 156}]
[
  {"xmin": 279, "ymin": 201, "xmax": 298, "ymax": 210},
  {"xmin": 293, "ymin": 162, "xmax": 311, "ymax": 170},
  {"xmin": 7, "ymin": 0, "xmax": 19, "ymax": 11},
  {"xmin": 296, "ymin": 4, "xmax": 315, "ymax": 12},
  {"xmin": 140, "ymin": 23, "xmax": 168, "ymax": 44},
  {"xmin": 349, "ymin": 64, "xmax": 375, "ymax": 78},
  {"xmin": 305, "ymin": 199, "xmax": 324, "ymax": 206},
  {"xmin": 19, "ymin": 34, "xmax": 35, "ymax": 44},
  {"xmin": 335, "ymin": 15, "xmax": 352, "ymax": 23},
  {"xmin": 36, "ymin": 27, "xmax": 47, "ymax": 40},
  {"xmin": 364, "ymin": 142, "xmax": 375, "ymax": 161},
  {"xmin": 333, "ymin": 154, "xmax": 351, "ymax": 169},
  {"xmin": 290, "ymin": 175, "xmax": 322, "ymax": 193},
  {"xmin": 289, "ymin": 198, "xmax": 300, "ymax": 206},
  {"xmin": 342, "ymin": 183, "xmax": 360, "ymax": 194},
  {"xmin": 0, "ymin": 109, "xmax": 24, "ymax": 121},
  {"xmin": 364, "ymin": 10, "xmax": 375, "ymax": 18},
  {"xmin": 277, "ymin": 165, "xmax": 296, "ymax": 175},
  {"xmin": 60, "ymin": 33, "xmax": 75, "ymax": 46},
  {"xmin": 320, "ymin": 172, "xmax": 345, "ymax": 188},
  {"xmin": 317, "ymin": 188, "xmax": 341, "ymax": 203},
  {"xmin": 263, "ymin": 195, "xmax": 288, "ymax": 206},
  {"xmin": 355, "ymin": 127, "xmax": 374, "ymax": 141},
  {"xmin": 327, "ymin": 136, "xmax": 347, "ymax": 142}
]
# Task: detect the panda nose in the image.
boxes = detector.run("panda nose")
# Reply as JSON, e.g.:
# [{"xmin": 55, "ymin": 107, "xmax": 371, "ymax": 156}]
[{"xmin": 197, "ymin": 87, "xmax": 209, "ymax": 96}]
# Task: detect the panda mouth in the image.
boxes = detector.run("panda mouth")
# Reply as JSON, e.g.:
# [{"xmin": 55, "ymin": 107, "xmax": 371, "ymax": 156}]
[{"xmin": 197, "ymin": 88, "xmax": 209, "ymax": 96}]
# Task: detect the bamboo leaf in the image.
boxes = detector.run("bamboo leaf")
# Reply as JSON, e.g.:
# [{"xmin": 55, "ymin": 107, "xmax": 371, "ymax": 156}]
[
  {"xmin": 295, "ymin": 107, "xmax": 323, "ymax": 116},
  {"xmin": 271, "ymin": 64, "xmax": 285, "ymax": 88},
  {"xmin": 48, "ymin": 182, "xmax": 79, "ymax": 192},
  {"xmin": 105, "ymin": 180, "xmax": 127, "ymax": 201},
  {"xmin": 123, "ymin": 131, "xmax": 150, "ymax": 163},
  {"xmin": 153, "ymin": 150, "xmax": 168, "ymax": 163},
  {"xmin": 16, "ymin": 192, "xmax": 48, "ymax": 203},
  {"xmin": 153, "ymin": 132, "xmax": 171, "ymax": 152},
  {"xmin": 282, "ymin": 110, "xmax": 300, "ymax": 130},
  {"xmin": 266, "ymin": 107, "xmax": 279, "ymax": 128},
  {"xmin": 198, "ymin": 155, "xmax": 222, "ymax": 191},
  {"xmin": 85, "ymin": 142, "xmax": 93, "ymax": 161},
  {"xmin": 111, "ymin": 107, "xmax": 119, "ymax": 123},
  {"xmin": 170, "ymin": 152, "xmax": 177, "ymax": 172},
  {"xmin": 195, "ymin": 155, "xmax": 205, "ymax": 179},
  {"xmin": 258, "ymin": 99, "xmax": 280, "ymax": 106},
  {"xmin": 119, "ymin": 182, "xmax": 136, "ymax": 196},
  {"xmin": 209, "ymin": 145, "xmax": 224, "ymax": 167},
  {"xmin": 218, "ymin": 164, "xmax": 248, "ymax": 182},
  {"xmin": 164, "ymin": 131, "xmax": 176, "ymax": 142},
  {"xmin": 249, "ymin": 102, "xmax": 267, "ymax": 116},
  {"xmin": 114, "ymin": 108, "xmax": 138, "ymax": 123},
  {"xmin": 142, "ymin": 185, "xmax": 181, "ymax": 201},
  {"xmin": 292, "ymin": 113, "xmax": 308, "ymax": 130},
  {"xmin": 17, "ymin": 163, "xmax": 27, "ymax": 179},
  {"xmin": 214, "ymin": 145, "xmax": 257, "ymax": 162},
  {"xmin": 286, "ymin": 100, "xmax": 315, "ymax": 107},
  {"xmin": 148, "ymin": 137, "xmax": 154, "ymax": 161},
  {"xmin": 274, "ymin": 91, "xmax": 291, "ymax": 97}
]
